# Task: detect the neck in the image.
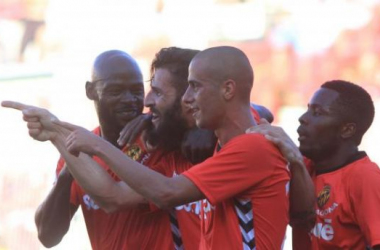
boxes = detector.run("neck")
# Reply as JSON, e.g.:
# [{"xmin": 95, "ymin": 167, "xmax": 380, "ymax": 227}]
[
  {"xmin": 215, "ymin": 105, "xmax": 256, "ymax": 146},
  {"xmin": 314, "ymin": 145, "xmax": 359, "ymax": 172},
  {"xmin": 99, "ymin": 123, "xmax": 122, "ymax": 149}
]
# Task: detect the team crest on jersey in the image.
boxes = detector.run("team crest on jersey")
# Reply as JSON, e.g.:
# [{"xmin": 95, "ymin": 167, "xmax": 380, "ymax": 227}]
[
  {"xmin": 125, "ymin": 144, "xmax": 142, "ymax": 161},
  {"xmin": 317, "ymin": 185, "xmax": 331, "ymax": 208}
]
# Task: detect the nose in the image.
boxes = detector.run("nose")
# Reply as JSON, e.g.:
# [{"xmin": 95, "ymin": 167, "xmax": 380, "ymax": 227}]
[
  {"xmin": 182, "ymin": 86, "xmax": 194, "ymax": 105},
  {"xmin": 298, "ymin": 112, "xmax": 308, "ymax": 125},
  {"xmin": 119, "ymin": 90, "xmax": 136, "ymax": 104},
  {"xmin": 144, "ymin": 90, "xmax": 154, "ymax": 108}
]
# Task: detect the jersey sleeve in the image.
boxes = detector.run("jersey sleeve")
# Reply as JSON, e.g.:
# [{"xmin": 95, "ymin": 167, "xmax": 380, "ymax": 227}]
[
  {"xmin": 55, "ymin": 157, "xmax": 81, "ymax": 206},
  {"xmin": 349, "ymin": 161, "xmax": 380, "ymax": 247},
  {"xmin": 182, "ymin": 134, "xmax": 287, "ymax": 205}
]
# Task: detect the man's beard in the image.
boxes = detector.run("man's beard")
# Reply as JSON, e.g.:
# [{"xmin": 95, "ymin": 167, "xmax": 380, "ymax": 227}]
[{"xmin": 146, "ymin": 100, "xmax": 188, "ymax": 152}]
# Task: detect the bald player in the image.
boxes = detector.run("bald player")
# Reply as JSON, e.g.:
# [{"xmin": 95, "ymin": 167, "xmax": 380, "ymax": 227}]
[{"xmin": 38, "ymin": 46, "xmax": 289, "ymax": 249}]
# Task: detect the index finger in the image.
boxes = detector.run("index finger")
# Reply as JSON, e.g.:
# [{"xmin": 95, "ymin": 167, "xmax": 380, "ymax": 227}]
[{"xmin": 1, "ymin": 101, "xmax": 32, "ymax": 111}]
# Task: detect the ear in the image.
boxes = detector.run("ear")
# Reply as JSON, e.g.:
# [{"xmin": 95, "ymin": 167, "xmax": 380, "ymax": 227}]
[
  {"xmin": 340, "ymin": 123, "xmax": 356, "ymax": 139},
  {"xmin": 222, "ymin": 79, "xmax": 236, "ymax": 101},
  {"xmin": 86, "ymin": 81, "xmax": 97, "ymax": 100}
]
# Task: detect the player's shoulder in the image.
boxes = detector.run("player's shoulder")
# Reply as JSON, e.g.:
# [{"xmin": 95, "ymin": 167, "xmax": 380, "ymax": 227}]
[
  {"xmin": 345, "ymin": 155, "xmax": 380, "ymax": 186},
  {"xmin": 228, "ymin": 133, "xmax": 275, "ymax": 150},
  {"xmin": 224, "ymin": 133, "xmax": 281, "ymax": 159},
  {"xmin": 349, "ymin": 156, "xmax": 380, "ymax": 175},
  {"xmin": 230, "ymin": 132, "xmax": 267, "ymax": 144}
]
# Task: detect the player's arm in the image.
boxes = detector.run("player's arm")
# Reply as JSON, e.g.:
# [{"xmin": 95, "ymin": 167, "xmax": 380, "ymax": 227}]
[
  {"xmin": 52, "ymin": 133, "xmax": 148, "ymax": 213},
  {"xmin": 35, "ymin": 164, "xmax": 78, "ymax": 248},
  {"xmin": 57, "ymin": 120, "xmax": 205, "ymax": 209},
  {"xmin": 2, "ymin": 101, "xmax": 147, "ymax": 213},
  {"xmin": 181, "ymin": 127, "xmax": 217, "ymax": 164},
  {"xmin": 246, "ymin": 119, "xmax": 315, "ymax": 228}
]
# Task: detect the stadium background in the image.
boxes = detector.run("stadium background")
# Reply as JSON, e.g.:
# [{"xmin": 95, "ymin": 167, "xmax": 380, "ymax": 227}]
[{"xmin": 1, "ymin": 0, "xmax": 380, "ymax": 249}]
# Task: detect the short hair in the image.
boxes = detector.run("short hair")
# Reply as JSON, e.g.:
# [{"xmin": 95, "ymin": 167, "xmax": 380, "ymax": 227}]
[
  {"xmin": 321, "ymin": 80, "xmax": 375, "ymax": 145},
  {"xmin": 150, "ymin": 47, "xmax": 200, "ymax": 95}
]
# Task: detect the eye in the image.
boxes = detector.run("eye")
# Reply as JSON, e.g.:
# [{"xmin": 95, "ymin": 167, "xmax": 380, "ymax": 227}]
[
  {"xmin": 106, "ymin": 89, "xmax": 122, "ymax": 96},
  {"xmin": 311, "ymin": 108, "xmax": 322, "ymax": 117},
  {"xmin": 131, "ymin": 89, "xmax": 144, "ymax": 95},
  {"xmin": 190, "ymin": 82, "xmax": 199, "ymax": 91},
  {"xmin": 153, "ymin": 89, "xmax": 162, "ymax": 97}
]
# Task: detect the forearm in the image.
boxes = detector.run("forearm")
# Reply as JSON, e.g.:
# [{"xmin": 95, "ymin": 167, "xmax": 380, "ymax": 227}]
[
  {"xmin": 93, "ymin": 139, "xmax": 193, "ymax": 209},
  {"xmin": 35, "ymin": 168, "xmax": 76, "ymax": 247},
  {"xmin": 289, "ymin": 159, "xmax": 316, "ymax": 229},
  {"xmin": 51, "ymin": 132, "xmax": 146, "ymax": 213}
]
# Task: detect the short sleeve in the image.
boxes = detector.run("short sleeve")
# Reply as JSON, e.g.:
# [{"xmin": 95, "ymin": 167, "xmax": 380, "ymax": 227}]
[
  {"xmin": 182, "ymin": 134, "xmax": 287, "ymax": 204},
  {"xmin": 349, "ymin": 162, "xmax": 380, "ymax": 247}
]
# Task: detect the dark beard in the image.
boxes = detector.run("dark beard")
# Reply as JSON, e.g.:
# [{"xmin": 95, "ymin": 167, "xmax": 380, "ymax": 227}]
[{"xmin": 145, "ymin": 101, "xmax": 188, "ymax": 152}]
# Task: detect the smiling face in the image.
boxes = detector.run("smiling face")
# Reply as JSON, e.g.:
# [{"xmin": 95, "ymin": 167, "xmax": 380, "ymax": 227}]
[
  {"xmin": 183, "ymin": 58, "xmax": 225, "ymax": 130},
  {"xmin": 89, "ymin": 55, "xmax": 144, "ymax": 132},
  {"xmin": 297, "ymin": 88, "xmax": 342, "ymax": 162},
  {"xmin": 144, "ymin": 67, "xmax": 188, "ymax": 151}
]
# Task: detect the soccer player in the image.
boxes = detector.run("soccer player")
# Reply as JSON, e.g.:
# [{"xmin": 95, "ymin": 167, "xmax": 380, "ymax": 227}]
[
  {"xmin": 247, "ymin": 80, "xmax": 380, "ymax": 250},
  {"xmin": 31, "ymin": 50, "xmax": 151, "ymax": 249},
  {"xmin": 15, "ymin": 49, "xmax": 206, "ymax": 249},
  {"xmin": 4, "ymin": 46, "xmax": 314, "ymax": 249},
  {"xmin": 54, "ymin": 46, "xmax": 291, "ymax": 249}
]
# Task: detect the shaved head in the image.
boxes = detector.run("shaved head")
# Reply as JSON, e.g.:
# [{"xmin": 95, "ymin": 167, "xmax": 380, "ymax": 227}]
[
  {"xmin": 92, "ymin": 50, "xmax": 142, "ymax": 81},
  {"xmin": 191, "ymin": 46, "xmax": 254, "ymax": 102}
]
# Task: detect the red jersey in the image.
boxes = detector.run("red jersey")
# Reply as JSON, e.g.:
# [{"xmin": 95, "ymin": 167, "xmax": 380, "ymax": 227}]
[
  {"xmin": 56, "ymin": 127, "xmax": 196, "ymax": 250},
  {"xmin": 159, "ymin": 150, "xmax": 202, "ymax": 250},
  {"xmin": 294, "ymin": 153, "xmax": 380, "ymax": 250},
  {"xmin": 182, "ymin": 133, "xmax": 290, "ymax": 250}
]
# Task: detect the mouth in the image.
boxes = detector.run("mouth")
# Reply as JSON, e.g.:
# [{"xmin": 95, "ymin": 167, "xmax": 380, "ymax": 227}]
[
  {"xmin": 115, "ymin": 107, "xmax": 139, "ymax": 117},
  {"xmin": 297, "ymin": 127, "xmax": 307, "ymax": 142},
  {"xmin": 150, "ymin": 109, "xmax": 160, "ymax": 125},
  {"xmin": 189, "ymin": 107, "xmax": 200, "ymax": 117}
]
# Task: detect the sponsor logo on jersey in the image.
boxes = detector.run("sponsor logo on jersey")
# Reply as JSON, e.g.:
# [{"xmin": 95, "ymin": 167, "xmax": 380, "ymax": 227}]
[
  {"xmin": 316, "ymin": 202, "xmax": 338, "ymax": 216},
  {"xmin": 311, "ymin": 219, "xmax": 334, "ymax": 241},
  {"xmin": 176, "ymin": 200, "xmax": 202, "ymax": 215},
  {"xmin": 317, "ymin": 185, "xmax": 331, "ymax": 208},
  {"xmin": 175, "ymin": 199, "xmax": 214, "ymax": 219},
  {"xmin": 83, "ymin": 194, "xmax": 100, "ymax": 210},
  {"xmin": 173, "ymin": 171, "xmax": 213, "ymax": 217}
]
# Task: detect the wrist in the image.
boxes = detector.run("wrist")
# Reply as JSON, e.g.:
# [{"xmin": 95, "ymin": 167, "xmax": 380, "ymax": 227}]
[
  {"xmin": 288, "ymin": 154, "xmax": 306, "ymax": 172},
  {"xmin": 57, "ymin": 167, "xmax": 74, "ymax": 183}
]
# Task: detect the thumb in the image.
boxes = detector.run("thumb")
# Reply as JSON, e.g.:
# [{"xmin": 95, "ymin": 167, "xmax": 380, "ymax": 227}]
[{"xmin": 53, "ymin": 120, "xmax": 79, "ymax": 131}]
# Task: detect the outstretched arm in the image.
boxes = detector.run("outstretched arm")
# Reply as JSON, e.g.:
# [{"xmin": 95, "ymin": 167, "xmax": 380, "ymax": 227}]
[
  {"xmin": 55, "ymin": 120, "xmax": 205, "ymax": 209},
  {"xmin": 2, "ymin": 101, "xmax": 77, "ymax": 247},
  {"xmin": 2, "ymin": 101, "xmax": 147, "ymax": 213},
  {"xmin": 246, "ymin": 119, "xmax": 315, "ymax": 229}
]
